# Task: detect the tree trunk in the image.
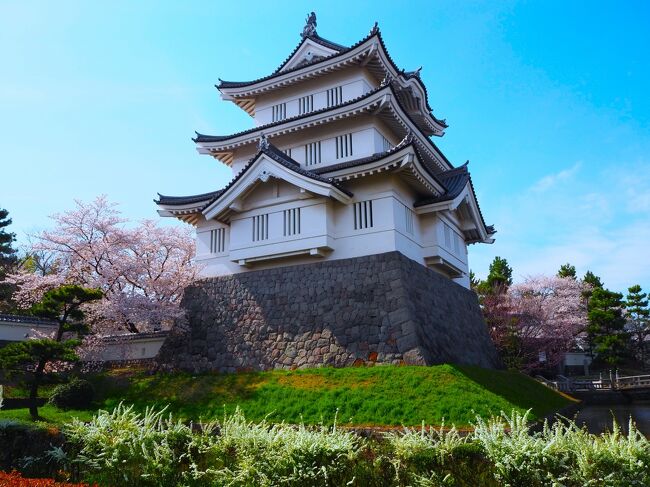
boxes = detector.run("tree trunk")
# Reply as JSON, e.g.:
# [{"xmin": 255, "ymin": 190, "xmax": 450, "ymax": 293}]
[{"xmin": 28, "ymin": 359, "xmax": 46, "ymax": 421}]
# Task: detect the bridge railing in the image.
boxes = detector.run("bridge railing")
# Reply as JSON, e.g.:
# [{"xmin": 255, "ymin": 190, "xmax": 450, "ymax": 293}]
[
  {"xmin": 537, "ymin": 374, "xmax": 650, "ymax": 392},
  {"xmin": 616, "ymin": 374, "xmax": 650, "ymax": 390}
]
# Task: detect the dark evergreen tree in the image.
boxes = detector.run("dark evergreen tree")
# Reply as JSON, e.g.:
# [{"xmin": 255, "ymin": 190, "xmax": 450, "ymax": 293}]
[
  {"xmin": 557, "ymin": 263, "xmax": 577, "ymax": 279},
  {"xmin": 586, "ymin": 287, "xmax": 627, "ymax": 366},
  {"xmin": 625, "ymin": 284, "xmax": 649, "ymax": 367},
  {"xmin": 583, "ymin": 271, "xmax": 603, "ymax": 290},
  {"xmin": 0, "ymin": 207, "xmax": 18, "ymax": 309}
]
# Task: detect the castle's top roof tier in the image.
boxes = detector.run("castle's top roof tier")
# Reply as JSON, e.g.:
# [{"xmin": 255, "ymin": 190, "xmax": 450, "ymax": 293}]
[{"xmin": 216, "ymin": 14, "xmax": 447, "ymax": 135}]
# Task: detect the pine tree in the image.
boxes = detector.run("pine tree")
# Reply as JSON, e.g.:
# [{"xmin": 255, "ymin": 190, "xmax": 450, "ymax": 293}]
[
  {"xmin": 486, "ymin": 256, "xmax": 513, "ymax": 290},
  {"xmin": 0, "ymin": 284, "xmax": 102, "ymax": 419},
  {"xmin": 586, "ymin": 287, "xmax": 628, "ymax": 366},
  {"xmin": 557, "ymin": 263, "xmax": 577, "ymax": 279},
  {"xmin": 0, "ymin": 207, "xmax": 18, "ymax": 309},
  {"xmin": 583, "ymin": 271, "xmax": 603, "ymax": 290},
  {"xmin": 625, "ymin": 284, "xmax": 649, "ymax": 367}
]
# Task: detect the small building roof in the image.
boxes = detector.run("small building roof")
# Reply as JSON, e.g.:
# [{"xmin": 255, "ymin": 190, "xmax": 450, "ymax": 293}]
[{"xmin": 0, "ymin": 313, "xmax": 57, "ymax": 327}]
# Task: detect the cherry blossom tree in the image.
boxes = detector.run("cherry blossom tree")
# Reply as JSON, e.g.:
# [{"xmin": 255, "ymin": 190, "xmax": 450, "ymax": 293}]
[
  {"xmin": 7, "ymin": 196, "xmax": 198, "ymax": 334},
  {"xmin": 483, "ymin": 275, "xmax": 588, "ymax": 371}
]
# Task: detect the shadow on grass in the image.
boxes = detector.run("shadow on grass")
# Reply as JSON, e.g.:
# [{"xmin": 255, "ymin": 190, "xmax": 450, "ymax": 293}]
[
  {"xmin": 95, "ymin": 370, "xmax": 269, "ymax": 418},
  {"xmin": 451, "ymin": 364, "xmax": 574, "ymax": 418}
]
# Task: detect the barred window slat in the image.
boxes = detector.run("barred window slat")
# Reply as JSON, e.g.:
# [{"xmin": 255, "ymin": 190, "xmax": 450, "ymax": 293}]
[
  {"xmin": 209, "ymin": 228, "xmax": 227, "ymax": 253},
  {"xmin": 353, "ymin": 200, "xmax": 374, "ymax": 230},
  {"xmin": 252, "ymin": 214, "xmax": 270, "ymax": 241},
  {"xmin": 272, "ymin": 103, "xmax": 286, "ymax": 122},
  {"xmin": 335, "ymin": 133, "xmax": 353, "ymax": 159}
]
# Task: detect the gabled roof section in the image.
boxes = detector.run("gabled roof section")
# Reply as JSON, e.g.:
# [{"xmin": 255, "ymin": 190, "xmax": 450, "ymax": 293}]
[
  {"xmin": 275, "ymin": 31, "xmax": 347, "ymax": 73},
  {"xmin": 312, "ymin": 141, "xmax": 446, "ymax": 197},
  {"xmin": 215, "ymin": 17, "xmax": 446, "ymax": 132},
  {"xmin": 414, "ymin": 163, "xmax": 496, "ymax": 243},
  {"xmin": 155, "ymin": 139, "xmax": 352, "ymax": 225}
]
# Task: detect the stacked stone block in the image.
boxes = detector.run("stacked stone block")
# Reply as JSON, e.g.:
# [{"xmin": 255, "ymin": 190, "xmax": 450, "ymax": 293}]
[{"xmin": 158, "ymin": 252, "xmax": 500, "ymax": 371}]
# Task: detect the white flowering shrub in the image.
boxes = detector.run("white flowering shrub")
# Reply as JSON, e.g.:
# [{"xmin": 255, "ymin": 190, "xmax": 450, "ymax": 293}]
[{"xmin": 59, "ymin": 405, "xmax": 650, "ymax": 487}]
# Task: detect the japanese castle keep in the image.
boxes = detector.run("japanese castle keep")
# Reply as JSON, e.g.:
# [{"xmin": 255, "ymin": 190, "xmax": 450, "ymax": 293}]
[{"xmin": 155, "ymin": 14, "xmax": 501, "ymax": 371}]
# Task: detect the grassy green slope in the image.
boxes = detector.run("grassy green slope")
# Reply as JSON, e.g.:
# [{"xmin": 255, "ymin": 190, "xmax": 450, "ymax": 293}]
[{"xmin": 0, "ymin": 365, "xmax": 575, "ymax": 427}]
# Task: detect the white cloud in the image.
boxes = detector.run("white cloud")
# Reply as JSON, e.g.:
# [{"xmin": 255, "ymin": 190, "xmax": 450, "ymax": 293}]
[
  {"xmin": 531, "ymin": 161, "xmax": 582, "ymax": 192},
  {"xmin": 471, "ymin": 160, "xmax": 650, "ymax": 293}
]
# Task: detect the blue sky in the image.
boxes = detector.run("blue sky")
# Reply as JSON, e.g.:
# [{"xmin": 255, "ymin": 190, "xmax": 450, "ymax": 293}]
[{"xmin": 1, "ymin": 1, "xmax": 649, "ymax": 293}]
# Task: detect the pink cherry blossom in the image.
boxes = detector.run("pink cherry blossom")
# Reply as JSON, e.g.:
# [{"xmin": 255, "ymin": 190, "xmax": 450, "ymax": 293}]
[
  {"xmin": 8, "ymin": 196, "xmax": 199, "ymax": 335},
  {"xmin": 483, "ymin": 275, "xmax": 588, "ymax": 371}
]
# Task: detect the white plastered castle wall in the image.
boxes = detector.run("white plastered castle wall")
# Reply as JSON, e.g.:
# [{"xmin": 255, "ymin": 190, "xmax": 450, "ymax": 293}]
[
  {"xmin": 253, "ymin": 67, "xmax": 377, "ymax": 126},
  {"xmin": 194, "ymin": 172, "xmax": 471, "ymax": 287},
  {"xmin": 230, "ymin": 116, "xmax": 401, "ymax": 177}
]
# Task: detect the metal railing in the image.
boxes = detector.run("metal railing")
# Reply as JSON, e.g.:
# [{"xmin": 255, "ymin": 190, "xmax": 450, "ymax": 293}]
[{"xmin": 536, "ymin": 373, "xmax": 650, "ymax": 392}]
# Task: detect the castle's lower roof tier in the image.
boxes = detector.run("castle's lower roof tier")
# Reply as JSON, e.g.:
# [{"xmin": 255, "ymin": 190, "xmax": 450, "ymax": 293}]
[{"xmin": 155, "ymin": 140, "xmax": 494, "ymax": 242}]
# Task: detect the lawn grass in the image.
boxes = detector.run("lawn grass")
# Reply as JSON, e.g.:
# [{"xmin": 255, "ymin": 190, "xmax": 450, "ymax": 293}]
[
  {"xmin": 0, "ymin": 364, "xmax": 575, "ymax": 427},
  {"xmin": 0, "ymin": 365, "xmax": 571, "ymax": 426},
  {"xmin": 0, "ymin": 404, "xmax": 94, "ymax": 426}
]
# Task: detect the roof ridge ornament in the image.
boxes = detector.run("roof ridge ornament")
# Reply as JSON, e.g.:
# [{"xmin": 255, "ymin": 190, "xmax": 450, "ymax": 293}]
[
  {"xmin": 380, "ymin": 73, "xmax": 393, "ymax": 87},
  {"xmin": 370, "ymin": 21, "xmax": 379, "ymax": 35},
  {"xmin": 258, "ymin": 133, "xmax": 269, "ymax": 151},
  {"xmin": 301, "ymin": 12, "xmax": 317, "ymax": 39},
  {"xmin": 396, "ymin": 129, "xmax": 415, "ymax": 148}
]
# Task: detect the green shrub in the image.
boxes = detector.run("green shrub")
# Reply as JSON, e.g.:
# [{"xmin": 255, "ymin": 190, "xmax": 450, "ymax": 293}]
[{"xmin": 49, "ymin": 379, "xmax": 95, "ymax": 410}]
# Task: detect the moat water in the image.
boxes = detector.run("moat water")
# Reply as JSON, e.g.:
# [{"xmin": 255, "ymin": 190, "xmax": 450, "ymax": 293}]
[{"xmin": 573, "ymin": 401, "xmax": 650, "ymax": 436}]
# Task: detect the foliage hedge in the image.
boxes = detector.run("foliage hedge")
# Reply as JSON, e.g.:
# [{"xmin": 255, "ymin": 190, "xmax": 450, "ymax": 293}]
[
  {"xmin": 48, "ymin": 379, "xmax": 94, "ymax": 411},
  {"xmin": 49, "ymin": 404, "xmax": 650, "ymax": 487}
]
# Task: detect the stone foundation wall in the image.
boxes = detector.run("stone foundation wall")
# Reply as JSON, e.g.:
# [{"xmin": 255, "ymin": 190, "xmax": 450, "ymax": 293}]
[{"xmin": 158, "ymin": 252, "xmax": 500, "ymax": 371}]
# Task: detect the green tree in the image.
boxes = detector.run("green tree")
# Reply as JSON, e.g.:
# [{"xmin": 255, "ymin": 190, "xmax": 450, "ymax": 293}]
[
  {"xmin": 625, "ymin": 284, "xmax": 649, "ymax": 367},
  {"xmin": 0, "ymin": 207, "xmax": 18, "ymax": 310},
  {"xmin": 476, "ymin": 257, "xmax": 513, "ymax": 297},
  {"xmin": 487, "ymin": 257, "xmax": 513, "ymax": 289},
  {"xmin": 557, "ymin": 263, "xmax": 577, "ymax": 279},
  {"xmin": 469, "ymin": 270, "xmax": 481, "ymax": 291},
  {"xmin": 586, "ymin": 287, "xmax": 627, "ymax": 366},
  {"xmin": 583, "ymin": 271, "xmax": 603, "ymax": 291},
  {"xmin": 0, "ymin": 284, "xmax": 101, "ymax": 419}
]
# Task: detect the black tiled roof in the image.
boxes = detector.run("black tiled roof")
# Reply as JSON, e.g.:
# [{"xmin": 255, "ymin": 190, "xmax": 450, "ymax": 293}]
[
  {"xmin": 217, "ymin": 28, "xmax": 375, "ymax": 90},
  {"xmin": 261, "ymin": 143, "xmax": 353, "ymax": 196},
  {"xmin": 311, "ymin": 142, "xmax": 445, "ymax": 189},
  {"xmin": 194, "ymin": 86, "xmax": 383, "ymax": 143},
  {"xmin": 218, "ymin": 34, "xmax": 348, "ymax": 90},
  {"xmin": 216, "ymin": 27, "xmax": 447, "ymax": 128},
  {"xmin": 414, "ymin": 163, "xmax": 470, "ymax": 206},
  {"xmin": 272, "ymin": 33, "xmax": 347, "ymax": 74},
  {"xmin": 194, "ymin": 83, "xmax": 453, "ymax": 171},
  {"xmin": 0, "ymin": 313, "xmax": 57, "ymax": 326},
  {"xmin": 414, "ymin": 163, "xmax": 495, "ymax": 236},
  {"xmin": 155, "ymin": 190, "xmax": 224, "ymax": 206},
  {"xmin": 99, "ymin": 331, "xmax": 169, "ymax": 343},
  {"xmin": 310, "ymin": 150, "xmax": 401, "ymax": 175},
  {"xmin": 155, "ymin": 142, "xmax": 352, "ymax": 210}
]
